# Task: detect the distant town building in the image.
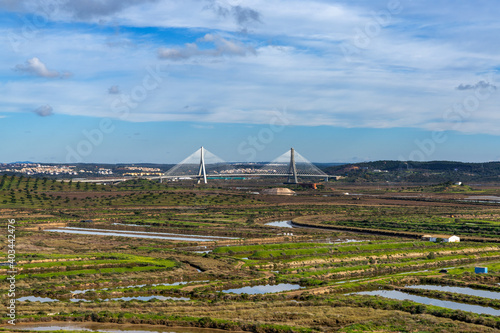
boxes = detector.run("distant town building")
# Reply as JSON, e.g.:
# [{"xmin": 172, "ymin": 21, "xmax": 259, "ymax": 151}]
[
  {"xmin": 422, "ymin": 235, "xmax": 460, "ymax": 243},
  {"xmin": 1, "ymin": 163, "xmax": 79, "ymax": 176},
  {"xmin": 98, "ymin": 168, "xmax": 113, "ymax": 175}
]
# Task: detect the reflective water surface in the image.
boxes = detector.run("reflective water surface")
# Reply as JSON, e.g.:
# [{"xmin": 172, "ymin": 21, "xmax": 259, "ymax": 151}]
[
  {"xmin": 14, "ymin": 322, "xmax": 227, "ymax": 333},
  {"xmin": 265, "ymin": 221, "xmax": 294, "ymax": 228},
  {"xmin": 408, "ymin": 285, "xmax": 500, "ymax": 300},
  {"xmin": 465, "ymin": 195, "xmax": 500, "ymax": 202},
  {"xmin": 353, "ymin": 290, "xmax": 500, "ymax": 316},
  {"xmin": 101, "ymin": 296, "xmax": 190, "ymax": 301},
  {"xmin": 17, "ymin": 296, "xmax": 58, "ymax": 303},
  {"xmin": 221, "ymin": 283, "xmax": 302, "ymax": 294},
  {"xmin": 45, "ymin": 227, "xmax": 236, "ymax": 242}
]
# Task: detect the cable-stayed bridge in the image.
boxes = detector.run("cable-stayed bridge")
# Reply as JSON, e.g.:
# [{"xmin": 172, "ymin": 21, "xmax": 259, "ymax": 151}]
[{"xmin": 162, "ymin": 147, "xmax": 335, "ymax": 184}]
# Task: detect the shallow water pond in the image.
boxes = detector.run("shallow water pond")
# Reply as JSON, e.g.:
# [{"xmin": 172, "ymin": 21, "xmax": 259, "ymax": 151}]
[
  {"xmin": 353, "ymin": 290, "xmax": 500, "ymax": 316},
  {"xmin": 17, "ymin": 296, "xmax": 58, "ymax": 303},
  {"xmin": 465, "ymin": 195, "xmax": 500, "ymax": 202},
  {"xmin": 101, "ymin": 295, "xmax": 190, "ymax": 302},
  {"xmin": 112, "ymin": 223, "xmax": 151, "ymax": 227},
  {"xmin": 265, "ymin": 221, "xmax": 294, "ymax": 228},
  {"xmin": 45, "ymin": 227, "xmax": 236, "ymax": 242},
  {"xmin": 408, "ymin": 285, "xmax": 500, "ymax": 300},
  {"xmin": 221, "ymin": 283, "xmax": 302, "ymax": 294},
  {"xmin": 13, "ymin": 322, "xmax": 225, "ymax": 333}
]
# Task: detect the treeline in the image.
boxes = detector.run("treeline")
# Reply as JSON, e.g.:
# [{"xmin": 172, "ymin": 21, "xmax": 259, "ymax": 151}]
[{"xmin": 325, "ymin": 160, "xmax": 500, "ymax": 183}]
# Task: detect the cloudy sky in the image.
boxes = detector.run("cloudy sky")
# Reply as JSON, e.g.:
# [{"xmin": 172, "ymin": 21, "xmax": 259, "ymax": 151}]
[{"xmin": 1, "ymin": 0, "xmax": 499, "ymax": 163}]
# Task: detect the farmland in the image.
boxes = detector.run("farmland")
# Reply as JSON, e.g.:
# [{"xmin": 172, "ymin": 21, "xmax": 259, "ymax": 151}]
[{"xmin": 2, "ymin": 176, "xmax": 500, "ymax": 332}]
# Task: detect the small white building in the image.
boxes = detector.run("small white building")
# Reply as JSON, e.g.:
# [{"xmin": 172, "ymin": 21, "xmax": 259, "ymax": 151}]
[
  {"xmin": 445, "ymin": 235, "xmax": 461, "ymax": 243},
  {"xmin": 422, "ymin": 235, "xmax": 460, "ymax": 243}
]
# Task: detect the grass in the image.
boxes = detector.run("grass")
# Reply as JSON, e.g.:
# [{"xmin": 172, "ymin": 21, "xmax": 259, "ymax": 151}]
[
  {"xmin": 15, "ymin": 265, "xmax": 174, "ymax": 279},
  {"xmin": 0, "ymin": 253, "xmax": 177, "ymax": 282}
]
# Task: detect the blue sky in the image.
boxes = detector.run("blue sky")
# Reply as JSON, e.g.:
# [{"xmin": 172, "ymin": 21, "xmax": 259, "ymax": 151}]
[{"xmin": 1, "ymin": 0, "xmax": 500, "ymax": 163}]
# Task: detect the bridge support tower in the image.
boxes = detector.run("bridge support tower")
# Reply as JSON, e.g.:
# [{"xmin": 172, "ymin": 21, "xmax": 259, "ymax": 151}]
[
  {"xmin": 286, "ymin": 148, "xmax": 298, "ymax": 184},
  {"xmin": 197, "ymin": 146, "xmax": 207, "ymax": 184}
]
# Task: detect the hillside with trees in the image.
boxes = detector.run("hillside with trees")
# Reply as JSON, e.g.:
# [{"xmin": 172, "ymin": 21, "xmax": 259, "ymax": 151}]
[{"xmin": 324, "ymin": 161, "xmax": 500, "ymax": 183}]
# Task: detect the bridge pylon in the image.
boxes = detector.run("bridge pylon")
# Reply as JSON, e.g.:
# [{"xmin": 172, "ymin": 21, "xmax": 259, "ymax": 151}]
[
  {"xmin": 287, "ymin": 148, "xmax": 298, "ymax": 184},
  {"xmin": 197, "ymin": 146, "xmax": 207, "ymax": 184}
]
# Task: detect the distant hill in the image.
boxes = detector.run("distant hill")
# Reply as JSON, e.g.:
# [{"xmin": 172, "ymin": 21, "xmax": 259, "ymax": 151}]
[
  {"xmin": 3, "ymin": 160, "xmax": 500, "ymax": 183},
  {"xmin": 324, "ymin": 160, "xmax": 500, "ymax": 183},
  {"xmin": 314, "ymin": 163, "xmax": 346, "ymax": 167}
]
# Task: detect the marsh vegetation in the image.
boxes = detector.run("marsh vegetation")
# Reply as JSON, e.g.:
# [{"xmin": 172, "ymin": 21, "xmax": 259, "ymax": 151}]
[{"xmin": 2, "ymin": 176, "xmax": 500, "ymax": 332}]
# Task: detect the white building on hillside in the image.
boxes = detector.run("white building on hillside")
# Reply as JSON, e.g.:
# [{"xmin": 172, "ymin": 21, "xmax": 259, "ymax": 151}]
[{"xmin": 422, "ymin": 235, "xmax": 460, "ymax": 243}]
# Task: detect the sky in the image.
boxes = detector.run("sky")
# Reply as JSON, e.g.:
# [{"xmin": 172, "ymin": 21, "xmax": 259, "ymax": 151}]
[{"xmin": 1, "ymin": 0, "xmax": 500, "ymax": 164}]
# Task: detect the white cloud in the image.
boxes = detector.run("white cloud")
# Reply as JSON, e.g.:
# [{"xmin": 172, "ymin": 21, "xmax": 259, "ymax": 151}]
[
  {"xmin": 33, "ymin": 104, "xmax": 53, "ymax": 117},
  {"xmin": 108, "ymin": 85, "xmax": 121, "ymax": 94},
  {"xmin": 2, "ymin": 1, "xmax": 500, "ymax": 137},
  {"xmin": 204, "ymin": 1, "xmax": 261, "ymax": 29},
  {"xmin": 456, "ymin": 81, "xmax": 497, "ymax": 91},
  {"xmin": 60, "ymin": 0, "xmax": 160, "ymax": 20},
  {"xmin": 158, "ymin": 34, "xmax": 255, "ymax": 60},
  {"xmin": 0, "ymin": 0, "xmax": 160, "ymax": 20},
  {"xmin": 15, "ymin": 57, "xmax": 72, "ymax": 79}
]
